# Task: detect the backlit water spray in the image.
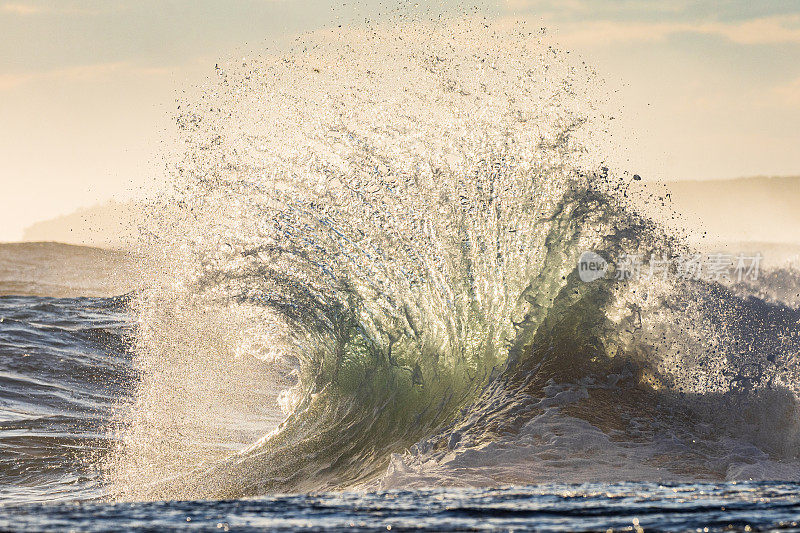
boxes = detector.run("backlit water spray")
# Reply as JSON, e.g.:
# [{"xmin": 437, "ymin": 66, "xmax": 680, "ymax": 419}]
[{"xmin": 104, "ymin": 19, "xmax": 800, "ymax": 501}]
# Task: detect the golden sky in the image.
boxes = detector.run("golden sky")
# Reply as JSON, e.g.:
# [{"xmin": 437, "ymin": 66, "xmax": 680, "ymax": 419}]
[{"xmin": 1, "ymin": 0, "xmax": 799, "ymax": 241}]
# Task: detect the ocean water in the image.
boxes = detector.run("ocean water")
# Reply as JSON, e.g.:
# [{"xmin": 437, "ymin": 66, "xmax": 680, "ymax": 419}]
[{"xmin": 2, "ymin": 20, "xmax": 800, "ymax": 531}]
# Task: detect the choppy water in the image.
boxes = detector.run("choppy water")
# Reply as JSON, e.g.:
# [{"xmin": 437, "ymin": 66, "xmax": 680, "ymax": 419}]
[
  {"xmin": 2, "ymin": 18, "xmax": 800, "ymax": 531},
  {"xmin": 3, "ymin": 483, "xmax": 800, "ymax": 532}
]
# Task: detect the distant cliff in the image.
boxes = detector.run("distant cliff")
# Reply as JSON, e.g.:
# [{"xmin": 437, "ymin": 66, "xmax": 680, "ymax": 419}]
[
  {"xmin": 19, "ymin": 176, "xmax": 800, "ymax": 249},
  {"xmin": 22, "ymin": 200, "xmax": 144, "ymax": 249}
]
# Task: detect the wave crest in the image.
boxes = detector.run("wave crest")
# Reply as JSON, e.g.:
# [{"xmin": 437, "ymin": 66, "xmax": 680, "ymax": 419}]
[{"xmin": 105, "ymin": 19, "xmax": 800, "ymax": 500}]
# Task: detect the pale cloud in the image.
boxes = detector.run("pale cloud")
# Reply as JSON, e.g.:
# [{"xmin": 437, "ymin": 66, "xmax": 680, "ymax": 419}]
[
  {"xmin": 502, "ymin": 0, "xmax": 800, "ymax": 46},
  {"xmin": 505, "ymin": 0, "xmax": 691, "ymax": 16},
  {"xmin": 0, "ymin": 1, "xmax": 115, "ymax": 16},
  {"xmin": 700, "ymin": 14, "xmax": 800, "ymax": 44},
  {"xmin": 0, "ymin": 62, "xmax": 171, "ymax": 91},
  {"xmin": 524, "ymin": 14, "xmax": 800, "ymax": 46},
  {"xmin": 1, "ymin": 2, "xmax": 46, "ymax": 15}
]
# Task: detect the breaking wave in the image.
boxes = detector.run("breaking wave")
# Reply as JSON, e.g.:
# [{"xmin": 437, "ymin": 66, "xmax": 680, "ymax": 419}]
[{"xmin": 104, "ymin": 19, "xmax": 800, "ymax": 501}]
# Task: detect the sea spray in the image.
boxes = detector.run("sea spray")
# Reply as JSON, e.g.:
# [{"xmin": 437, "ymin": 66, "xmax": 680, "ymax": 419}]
[{"xmin": 105, "ymin": 19, "xmax": 800, "ymax": 501}]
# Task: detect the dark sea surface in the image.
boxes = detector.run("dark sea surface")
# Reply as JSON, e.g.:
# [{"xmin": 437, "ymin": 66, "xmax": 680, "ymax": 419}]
[
  {"xmin": 3, "ymin": 483, "xmax": 800, "ymax": 532},
  {"xmin": 0, "ymin": 243, "xmax": 799, "ymax": 531},
  {"xmin": 0, "ymin": 292, "xmax": 132, "ymax": 504}
]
